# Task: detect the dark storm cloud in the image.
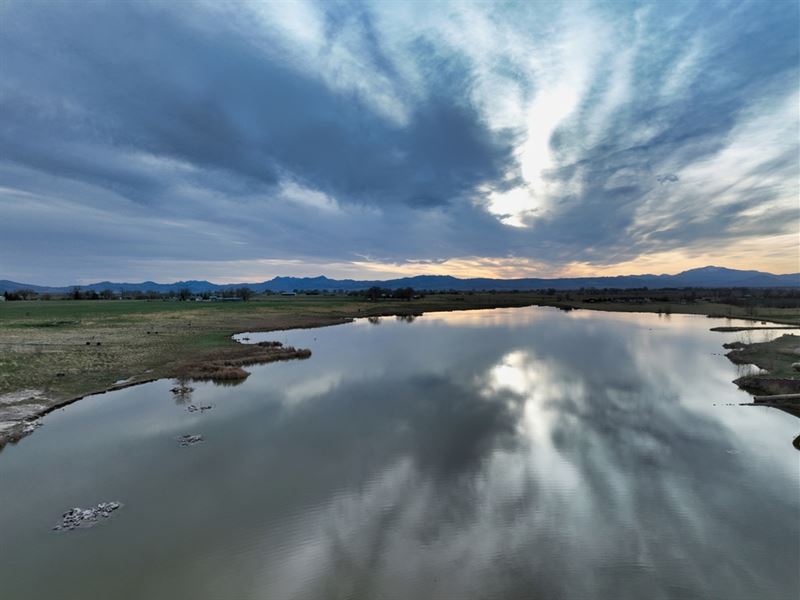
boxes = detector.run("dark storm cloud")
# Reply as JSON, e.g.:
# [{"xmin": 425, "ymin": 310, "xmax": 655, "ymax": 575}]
[{"xmin": 0, "ymin": 1, "xmax": 512, "ymax": 208}]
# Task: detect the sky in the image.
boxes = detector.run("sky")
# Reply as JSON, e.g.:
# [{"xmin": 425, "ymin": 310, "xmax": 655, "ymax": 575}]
[{"xmin": 1, "ymin": 0, "xmax": 798, "ymax": 285}]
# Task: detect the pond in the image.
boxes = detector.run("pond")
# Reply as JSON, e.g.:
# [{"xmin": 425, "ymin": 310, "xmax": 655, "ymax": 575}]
[{"xmin": 0, "ymin": 307, "xmax": 798, "ymax": 599}]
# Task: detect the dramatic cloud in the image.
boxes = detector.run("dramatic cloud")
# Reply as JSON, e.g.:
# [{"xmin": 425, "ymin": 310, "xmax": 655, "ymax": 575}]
[{"xmin": 0, "ymin": 0, "xmax": 797, "ymax": 283}]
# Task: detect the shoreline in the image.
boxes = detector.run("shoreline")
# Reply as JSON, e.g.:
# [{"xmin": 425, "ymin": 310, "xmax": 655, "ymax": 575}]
[{"xmin": 1, "ymin": 296, "xmax": 798, "ymax": 449}]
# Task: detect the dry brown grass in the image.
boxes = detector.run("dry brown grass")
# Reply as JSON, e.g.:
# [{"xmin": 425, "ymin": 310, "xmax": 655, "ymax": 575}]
[{"xmin": 176, "ymin": 344, "xmax": 312, "ymax": 383}]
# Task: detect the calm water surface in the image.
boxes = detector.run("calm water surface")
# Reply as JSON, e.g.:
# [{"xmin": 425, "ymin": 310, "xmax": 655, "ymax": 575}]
[{"xmin": 1, "ymin": 307, "xmax": 798, "ymax": 600}]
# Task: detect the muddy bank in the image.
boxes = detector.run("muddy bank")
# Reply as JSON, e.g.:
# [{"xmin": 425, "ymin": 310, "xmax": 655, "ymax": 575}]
[
  {"xmin": 0, "ymin": 378, "xmax": 159, "ymax": 449},
  {"xmin": 724, "ymin": 333, "xmax": 800, "ymax": 448},
  {"xmin": 733, "ymin": 376, "xmax": 800, "ymax": 397},
  {"xmin": 724, "ymin": 333, "xmax": 800, "ymax": 394},
  {"xmin": 0, "ymin": 337, "xmax": 313, "ymax": 449},
  {"xmin": 0, "ymin": 390, "xmax": 51, "ymax": 443}
]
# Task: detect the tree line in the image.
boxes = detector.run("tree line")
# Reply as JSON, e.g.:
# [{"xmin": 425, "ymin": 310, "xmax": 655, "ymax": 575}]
[{"xmin": 2, "ymin": 287, "xmax": 256, "ymax": 301}]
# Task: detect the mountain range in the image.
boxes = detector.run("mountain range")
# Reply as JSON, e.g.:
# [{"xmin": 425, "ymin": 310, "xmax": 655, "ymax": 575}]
[{"xmin": 1, "ymin": 267, "xmax": 798, "ymax": 295}]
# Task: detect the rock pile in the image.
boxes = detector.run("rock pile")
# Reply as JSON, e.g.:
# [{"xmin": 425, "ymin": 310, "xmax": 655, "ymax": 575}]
[
  {"xmin": 53, "ymin": 502, "xmax": 122, "ymax": 531},
  {"xmin": 186, "ymin": 404, "xmax": 213, "ymax": 413},
  {"xmin": 21, "ymin": 420, "xmax": 42, "ymax": 434},
  {"xmin": 178, "ymin": 434, "xmax": 204, "ymax": 446}
]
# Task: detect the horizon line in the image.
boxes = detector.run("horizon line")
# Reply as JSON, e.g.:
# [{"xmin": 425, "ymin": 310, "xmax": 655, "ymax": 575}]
[{"xmin": 4, "ymin": 265, "xmax": 800, "ymax": 289}]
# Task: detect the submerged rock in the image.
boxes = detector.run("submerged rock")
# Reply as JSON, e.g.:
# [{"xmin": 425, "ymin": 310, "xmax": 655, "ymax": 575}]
[
  {"xmin": 53, "ymin": 501, "xmax": 122, "ymax": 531},
  {"xmin": 178, "ymin": 434, "xmax": 204, "ymax": 446},
  {"xmin": 187, "ymin": 404, "xmax": 213, "ymax": 413},
  {"xmin": 171, "ymin": 385, "xmax": 194, "ymax": 395}
]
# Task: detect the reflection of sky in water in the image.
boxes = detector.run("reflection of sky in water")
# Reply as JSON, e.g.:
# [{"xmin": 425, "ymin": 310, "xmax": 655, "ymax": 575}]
[{"xmin": 1, "ymin": 308, "xmax": 798, "ymax": 600}]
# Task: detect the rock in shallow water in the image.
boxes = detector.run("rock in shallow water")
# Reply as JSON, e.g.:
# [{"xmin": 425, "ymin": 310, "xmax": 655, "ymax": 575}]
[
  {"xmin": 171, "ymin": 385, "xmax": 194, "ymax": 395},
  {"xmin": 52, "ymin": 502, "xmax": 122, "ymax": 531},
  {"xmin": 178, "ymin": 434, "xmax": 204, "ymax": 446}
]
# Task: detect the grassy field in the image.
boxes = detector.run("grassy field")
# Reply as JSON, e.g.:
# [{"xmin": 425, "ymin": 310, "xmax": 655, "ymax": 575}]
[
  {"xmin": 1, "ymin": 292, "xmax": 798, "ymax": 446},
  {"xmin": 726, "ymin": 334, "xmax": 800, "ymax": 393},
  {"xmin": 0, "ymin": 294, "xmax": 541, "ymax": 434},
  {"xmin": 1, "ymin": 295, "xmax": 367, "ymax": 400}
]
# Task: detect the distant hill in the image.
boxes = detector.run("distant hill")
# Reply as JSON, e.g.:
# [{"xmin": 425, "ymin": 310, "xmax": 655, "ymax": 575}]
[{"xmin": 1, "ymin": 266, "xmax": 798, "ymax": 295}]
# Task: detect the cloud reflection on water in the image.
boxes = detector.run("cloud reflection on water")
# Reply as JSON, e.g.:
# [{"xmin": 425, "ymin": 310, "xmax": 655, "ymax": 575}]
[
  {"xmin": 0, "ymin": 309, "xmax": 797, "ymax": 600},
  {"xmin": 227, "ymin": 312, "xmax": 798, "ymax": 599}
]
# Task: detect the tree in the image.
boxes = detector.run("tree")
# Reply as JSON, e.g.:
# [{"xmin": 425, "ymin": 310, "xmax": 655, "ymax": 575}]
[
  {"xmin": 15, "ymin": 288, "xmax": 35, "ymax": 300},
  {"xmin": 178, "ymin": 288, "xmax": 191, "ymax": 301},
  {"xmin": 100, "ymin": 288, "xmax": 114, "ymax": 300},
  {"xmin": 393, "ymin": 287, "xmax": 414, "ymax": 300},
  {"xmin": 365, "ymin": 286, "xmax": 383, "ymax": 301},
  {"xmin": 71, "ymin": 286, "xmax": 82, "ymax": 300},
  {"xmin": 236, "ymin": 287, "xmax": 253, "ymax": 301}
]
